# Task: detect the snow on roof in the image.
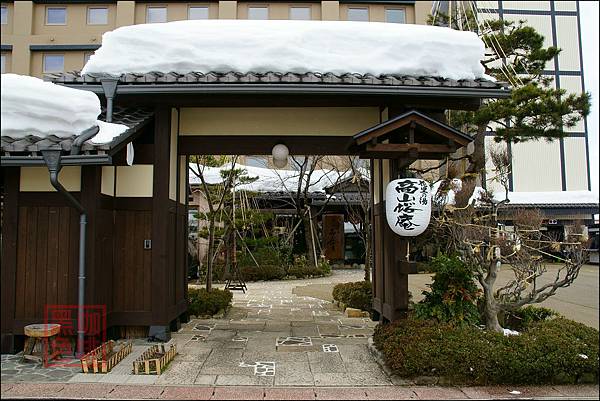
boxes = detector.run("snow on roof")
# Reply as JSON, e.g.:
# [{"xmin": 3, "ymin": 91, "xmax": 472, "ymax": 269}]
[
  {"xmin": 0, "ymin": 74, "xmax": 127, "ymax": 144},
  {"xmin": 82, "ymin": 20, "xmax": 487, "ymax": 80},
  {"xmin": 498, "ymin": 191, "xmax": 600, "ymax": 206},
  {"xmin": 189, "ymin": 162, "xmax": 353, "ymax": 194}
]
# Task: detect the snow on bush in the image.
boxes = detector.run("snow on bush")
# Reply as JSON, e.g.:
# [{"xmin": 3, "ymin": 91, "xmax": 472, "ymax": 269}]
[
  {"xmin": 1, "ymin": 74, "xmax": 127, "ymax": 143},
  {"xmin": 82, "ymin": 20, "xmax": 487, "ymax": 80}
]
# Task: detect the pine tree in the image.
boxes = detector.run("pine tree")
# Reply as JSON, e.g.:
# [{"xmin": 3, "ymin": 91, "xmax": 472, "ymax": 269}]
[{"xmin": 430, "ymin": 8, "xmax": 591, "ymax": 177}]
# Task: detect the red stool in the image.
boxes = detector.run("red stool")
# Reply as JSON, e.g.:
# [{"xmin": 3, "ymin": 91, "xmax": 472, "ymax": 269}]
[{"xmin": 23, "ymin": 324, "xmax": 62, "ymax": 367}]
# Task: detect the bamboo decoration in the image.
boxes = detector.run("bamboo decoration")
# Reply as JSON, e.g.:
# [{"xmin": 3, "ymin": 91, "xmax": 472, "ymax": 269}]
[
  {"xmin": 132, "ymin": 344, "xmax": 177, "ymax": 375},
  {"xmin": 80, "ymin": 340, "xmax": 132, "ymax": 374}
]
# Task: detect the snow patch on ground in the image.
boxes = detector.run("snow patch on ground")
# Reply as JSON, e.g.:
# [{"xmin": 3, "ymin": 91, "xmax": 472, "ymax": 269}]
[
  {"xmin": 82, "ymin": 20, "xmax": 486, "ymax": 80},
  {"xmin": 1, "ymin": 74, "xmax": 100, "ymax": 139},
  {"xmin": 503, "ymin": 328, "xmax": 520, "ymax": 336}
]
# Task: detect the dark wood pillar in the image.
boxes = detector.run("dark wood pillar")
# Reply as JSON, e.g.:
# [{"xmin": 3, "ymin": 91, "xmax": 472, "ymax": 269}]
[
  {"xmin": 1, "ymin": 167, "xmax": 19, "ymax": 353},
  {"xmin": 151, "ymin": 107, "xmax": 171, "ymax": 328}
]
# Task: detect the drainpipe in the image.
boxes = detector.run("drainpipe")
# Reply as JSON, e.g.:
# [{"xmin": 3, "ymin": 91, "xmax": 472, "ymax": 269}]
[
  {"xmin": 41, "ymin": 148, "xmax": 87, "ymax": 358},
  {"xmin": 100, "ymin": 78, "xmax": 119, "ymax": 123},
  {"xmin": 70, "ymin": 126, "xmax": 99, "ymax": 156}
]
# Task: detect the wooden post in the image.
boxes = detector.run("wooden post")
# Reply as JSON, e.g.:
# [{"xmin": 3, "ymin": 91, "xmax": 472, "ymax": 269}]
[
  {"xmin": 1, "ymin": 167, "xmax": 19, "ymax": 353},
  {"xmin": 151, "ymin": 108, "xmax": 171, "ymax": 328}
]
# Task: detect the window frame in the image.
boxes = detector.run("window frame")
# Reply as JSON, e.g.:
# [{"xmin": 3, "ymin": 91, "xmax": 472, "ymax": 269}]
[
  {"xmin": 45, "ymin": 6, "xmax": 67, "ymax": 25},
  {"xmin": 247, "ymin": 6, "xmax": 269, "ymax": 20},
  {"xmin": 289, "ymin": 6, "xmax": 311, "ymax": 20},
  {"xmin": 43, "ymin": 53, "xmax": 65, "ymax": 73},
  {"xmin": 146, "ymin": 6, "xmax": 168, "ymax": 23},
  {"xmin": 188, "ymin": 5, "xmax": 209, "ymax": 20},
  {"xmin": 385, "ymin": 7, "xmax": 406, "ymax": 24},
  {"xmin": 347, "ymin": 7, "xmax": 369, "ymax": 22},
  {"xmin": 87, "ymin": 7, "xmax": 108, "ymax": 25},
  {"xmin": 1, "ymin": 6, "xmax": 8, "ymax": 25}
]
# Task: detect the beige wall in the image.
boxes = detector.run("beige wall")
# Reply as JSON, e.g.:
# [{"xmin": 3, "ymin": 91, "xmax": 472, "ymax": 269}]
[
  {"xmin": 115, "ymin": 165, "xmax": 153, "ymax": 197},
  {"xmin": 564, "ymin": 137, "xmax": 588, "ymax": 191},
  {"xmin": 101, "ymin": 166, "xmax": 115, "ymax": 196},
  {"xmin": 237, "ymin": 2, "xmax": 321, "ymax": 20},
  {"xmin": 180, "ymin": 107, "xmax": 380, "ymax": 136},
  {"xmin": 339, "ymin": 2, "xmax": 415, "ymax": 23},
  {"xmin": 20, "ymin": 166, "xmax": 81, "ymax": 192},
  {"xmin": 511, "ymin": 140, "xmax": 562, "ymax": 192},
  {"xmin": 1, "ymin": 1, "xmax": 425, "ymax": 77}
]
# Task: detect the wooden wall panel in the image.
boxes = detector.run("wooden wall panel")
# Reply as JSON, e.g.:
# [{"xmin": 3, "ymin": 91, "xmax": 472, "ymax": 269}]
[
  {"xmin": 14, "ymin": 206, "xmax": 78, "ymax": 320},
  {"xmin": 113, "ymin": 210, "xmax": 152, "ymax": 312}
]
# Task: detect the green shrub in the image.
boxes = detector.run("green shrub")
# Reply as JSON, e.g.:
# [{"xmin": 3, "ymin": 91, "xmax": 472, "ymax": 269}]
[
  {"xmin": 503, "ymin": 305, "xmax": 559, "ymax": 331},
  {"xmin": 332, "ymin": 281, "xmax": 372, "ymax": 311},
  {"xmin": 373, "ymin": 316, "xmax": 599, "ymax": 385},
  {"xmin": 188, "ymin": 288, "xmax": 233, "ymax": 317},
  {"xmin": 414, "ymin": 255, "xmax": 481, "ymax": 326}
]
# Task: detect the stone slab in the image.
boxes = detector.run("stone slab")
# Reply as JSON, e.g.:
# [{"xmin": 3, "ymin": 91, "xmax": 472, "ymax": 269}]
[
  {"xmin": 159, "ymin": 386, "xmax": 214, "ymax": 400},
  {"xmin": 212, "ymin": 387, "xmax": 265, "ymax": 400}
]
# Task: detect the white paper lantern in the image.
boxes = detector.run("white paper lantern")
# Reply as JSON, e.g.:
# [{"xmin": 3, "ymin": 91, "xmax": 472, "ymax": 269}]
[
  {"xmin": 272, "ymin": 143, "xmax": 289, "ymax": 168},
  {"xmin": 385, "ymin": 178, "xmax": 432, "ymax": 237}
]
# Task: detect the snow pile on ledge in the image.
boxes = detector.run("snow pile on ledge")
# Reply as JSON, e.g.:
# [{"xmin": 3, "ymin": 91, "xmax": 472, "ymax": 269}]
[
  {"xmin": 1, "ymin": 74, "xmax": 127, "ymax": 144},
  {"xmin": 497, "ymin": 191, "xmax": 600, "ymax": 205},
  {"xmin": 82, "ymin": 20, "xmax": 487, "ymax": 80}
]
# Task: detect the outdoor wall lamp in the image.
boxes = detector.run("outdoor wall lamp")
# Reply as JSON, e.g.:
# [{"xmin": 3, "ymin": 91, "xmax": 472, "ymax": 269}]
[{"xmin": 272, "ymin": 143, "xmax": 289, "ymax": 169}]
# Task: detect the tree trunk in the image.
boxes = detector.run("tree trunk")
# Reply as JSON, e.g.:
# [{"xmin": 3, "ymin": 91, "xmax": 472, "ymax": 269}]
[
  {"xmin": 482, "ymin": 259, "xmax": 503, "ymax": 333},
  {"xmin": 303, "ymin": 214, "xmax": 317, "ymax": 267},
  {"xmin": 206, "ymin": 218, "xmax": 215, "ymax": 291},
  {"xmin": 468, "ymin": 125, "xmax": 487, "ymax": 188}
]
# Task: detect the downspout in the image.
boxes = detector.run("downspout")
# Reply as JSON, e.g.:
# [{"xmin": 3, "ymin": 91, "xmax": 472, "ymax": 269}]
[
  {"xmin": 41, "ymin": 140, "xmax": 92, "ymax": 357},
  {"xmin": 70, "ymin": 126, "xmax": 99, "ymax": 156}
]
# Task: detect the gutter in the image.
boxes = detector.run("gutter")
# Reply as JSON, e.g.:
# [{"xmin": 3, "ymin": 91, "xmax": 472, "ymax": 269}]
[
  {"xmin": 0, "ymin": 154, "xmax": 112, "ymax": 166},
  {"xmin": 59, "ymin": 83, "xmax": 511, "ymax": 99}
]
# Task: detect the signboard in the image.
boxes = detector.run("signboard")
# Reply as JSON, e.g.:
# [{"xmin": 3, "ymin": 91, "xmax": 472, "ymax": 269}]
[
  {"xmin": 322, "ymin": 214, "xmax": 345, "ymax": 261},
  {"xmin": 385, "ymin": 178, "xmax": 432, "ymax": 237}
]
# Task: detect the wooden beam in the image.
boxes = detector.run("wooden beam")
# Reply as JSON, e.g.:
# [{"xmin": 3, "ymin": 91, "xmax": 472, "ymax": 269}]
[{"xmin": 365, "ymin": 143, "xmax": 454, "ymax": 153}]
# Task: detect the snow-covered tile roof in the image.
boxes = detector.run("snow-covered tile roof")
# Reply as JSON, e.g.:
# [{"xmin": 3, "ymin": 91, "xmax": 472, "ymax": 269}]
[{"xmin": 80, "ymin": 20, "xmax": 487, "ymax": 80}]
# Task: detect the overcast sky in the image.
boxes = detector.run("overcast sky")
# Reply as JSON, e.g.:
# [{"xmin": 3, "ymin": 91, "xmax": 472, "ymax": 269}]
[{"xmin": 580, "ymin": 1, "xmax": 599, "ymax": 193}]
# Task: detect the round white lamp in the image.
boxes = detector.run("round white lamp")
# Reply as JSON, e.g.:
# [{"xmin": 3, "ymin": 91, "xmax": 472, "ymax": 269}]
[{"xmin": 272, "ymin": 143, "xmax": 289, "ymax": 168}]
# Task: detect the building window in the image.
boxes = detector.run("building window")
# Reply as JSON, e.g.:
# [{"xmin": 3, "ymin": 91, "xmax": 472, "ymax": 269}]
[
  {"xmin": 46, "ymin": 7, "xmax": 67, "ymax": 25},
  {"xmin": 347, "ymin": 7, "xmax": 368, "ymax": 22},
  {"xmin": 189, "ymin": 6, "xmax": 209, "ymax": 20},
  {"xmin": 1, "ymin": 55, "xmax": 6, "ymax": 74},
  {"xmin": 248, "ymin": 7, "xmax": 268, "ymax": 20},
  {"xmin": 87, "ymin": 7, "xmax": 108, "ymax": 25},
  {"xmin": 385, "ymin": 8, "xmax": 405, "ymax": 23},
  {"xmin": 1, "ymin": 6, "xmax": 7, "ymax": 25},
  {"xmin": 146, "ymin": 6, "xmax": 167, "ymax": 23},
  {"xmin": 43, "ymin": 54, "xmax": 64, "ymax": 73},
  {"xmin": 289, "ymin": 7, "xmax": 311, "ymax": 20}
]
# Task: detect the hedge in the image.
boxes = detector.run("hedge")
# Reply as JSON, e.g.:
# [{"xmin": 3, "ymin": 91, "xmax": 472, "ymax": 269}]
[
  {"xmin": 332, "ymin": 281, "xmax": 373, "ymax": 311},
  {"xmin": 188, "ymin": 288, "xmax": 233, "ymax": 317},
  {"xmin": 373, "ymin": 316, "xmax": 599, "ymax": 385}
]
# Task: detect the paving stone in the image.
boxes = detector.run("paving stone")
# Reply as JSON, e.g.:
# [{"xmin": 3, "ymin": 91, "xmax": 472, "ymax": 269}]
[
  {"xmin": 57, "ymin": 383, "xmax": 116, "ymax": 399},
  {"xmin": 365, "ymin": 387, "xmax": 417, "ymax": 400},
  {"xmin": 3, "ymin": 383, "xmax": 65, "ymax": 398},
  {"xmin": 460, "ymin": 385, "xmax": 565, "ymax": 399},
  {"xmin": 338, "ymin": 345, "xmax": 374, "ymax": 364},
  {"xmin": 194, "ymin": 374, "xmax": 217, "ymax": 385},
  {"xmin": 308, "ymin": 352, "xmax": 346, "ymax": 374},
  {"xmin": 110, "ymin": 384, "xmax": 165, "ymax": 399},
  {"xmin": 212, "ymin": 387, "xmax": 265, "ymax": 400},
  {"xmin": 314, "ymin": 387, "xmax": 368, "ymax": 399},
  {"xmin": 552, "ymin": 385, "xmax": 600, "ymax": 398},
  {"xmin": 265, "ymin": 388, "xmax": 316, "ymax": 400},
  {"xmin": 126, "ymin": 374, "xmax": 159, "ymax": 384},
  {"xmin": 313, "ymin": 373, "xmax": 357, "ymax": 387},
  {"xmin": 274, "ymin": 362, "xmax": 315, "ymax": 386},
  {"xmin": 68, "ymin": 373, "xmax": 103, "ymax": 383},
  {"xmin": 159, "ymin": 386, "xmax": 214, "ymax": 400},
  {"xmin": 156, "ymin": 362, "xmax": 202, "ymax": 385},
  {"xmin": 0, "ymin": 383, "xmax": 15, "ymax": 394},
  {"xmin": 98, "ymin": 374, "xmax": 131, "ymax": 384},
  {"xmin": 214, "ymin": 374, "xmax": 274, "ymax": 386},
  {"xmin": 350, "ymin": 371, "xmax": 393, "ymax": 386},
  {"xmin": 411, "ymin": 386, "xmax": 467, "ymax": 399}
]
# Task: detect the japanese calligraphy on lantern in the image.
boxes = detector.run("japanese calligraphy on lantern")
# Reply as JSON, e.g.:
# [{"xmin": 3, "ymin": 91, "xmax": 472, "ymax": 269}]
[{"xmin": 385, "ymin": 178, "xmax": 432, "ymax": 236}]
